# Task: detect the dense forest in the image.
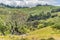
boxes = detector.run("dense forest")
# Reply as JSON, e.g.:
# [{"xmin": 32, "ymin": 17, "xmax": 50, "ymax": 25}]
[{"xmin": 0, "ymin": 5, "xmax": 60, "ymax": 40}]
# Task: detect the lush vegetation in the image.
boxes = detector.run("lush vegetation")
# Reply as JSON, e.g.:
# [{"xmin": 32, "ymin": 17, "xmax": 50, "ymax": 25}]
[{"xmin": 0, "ymin": 5, "xmax": 60, "ymax": 40}]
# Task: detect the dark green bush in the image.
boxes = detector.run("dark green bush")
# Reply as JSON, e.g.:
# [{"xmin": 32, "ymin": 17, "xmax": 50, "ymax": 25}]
[
  {"xmin": 40, "ymin": 38, "xmax": 46, "ymax": 40},
  {"xmin": 47, "ymin": 37, "xmax": 55, "ymax": 40}
]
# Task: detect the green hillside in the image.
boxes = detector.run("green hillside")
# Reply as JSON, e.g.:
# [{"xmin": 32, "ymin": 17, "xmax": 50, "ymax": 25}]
[
  {"xmin": 0, "ymin": 6, "xmax": 60, "ymax": 40},
  {"xmin": 25, "ymin": 27, "xmax": 60, "ymax": 40}
]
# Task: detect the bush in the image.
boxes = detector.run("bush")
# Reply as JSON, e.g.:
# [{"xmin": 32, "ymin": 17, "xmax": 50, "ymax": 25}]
[
  {"xmin": 38, "ymin": 24, "xmax": 45, "ymax": 29},
  {"xmin": 0, "ymin": 17, "xmax": 8, "ymax": 35},
  {"xmin": 51, "ymin": 8, "xmax": 60, "ymax": 13},
  {"xmin": 53, "ymin": 23, "xmax": 60, "ymax": 30},
  {"xmin": 47, "ymin": 37, "xmax": 55, "ymax": 40},
  {"xmin": 40, "ymin": 38, "xmax": 46, "ymax": 40}
]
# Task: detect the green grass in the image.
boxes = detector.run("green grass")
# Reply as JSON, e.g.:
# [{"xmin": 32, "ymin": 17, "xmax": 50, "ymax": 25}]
[{"xmin": 25, "ymin": 27, "xmax": 60, "ymax": 40}]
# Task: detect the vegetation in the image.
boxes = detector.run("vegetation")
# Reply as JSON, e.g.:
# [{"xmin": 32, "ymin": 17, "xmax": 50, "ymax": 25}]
[{"xmin": 0, "ymin": 5, "xmax": 60, "ymax": 40}]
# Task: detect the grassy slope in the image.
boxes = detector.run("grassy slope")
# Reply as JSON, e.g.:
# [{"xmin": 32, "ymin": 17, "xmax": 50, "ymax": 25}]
[{"xmin": 25, "ymin": 27, "xmax": 60, "ymax": 39}]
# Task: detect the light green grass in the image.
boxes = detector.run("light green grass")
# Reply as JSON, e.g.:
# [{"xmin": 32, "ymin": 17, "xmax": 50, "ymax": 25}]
[{"xmin": 25, "ymin": 27, "xmax": 60, "ymax": 40}]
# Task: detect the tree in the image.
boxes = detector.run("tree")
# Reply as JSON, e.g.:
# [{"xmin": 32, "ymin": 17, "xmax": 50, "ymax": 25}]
[
  {"xmin": 0, "ymin": 17, "xmax": 7, "ymax": 35},
  {"xmin": 46, "ymin": 12, "xmax": 51, "ymax": 18},
  {"xmin": 9, "ymin": 13, "xmax": 28, "ymax": 34}
]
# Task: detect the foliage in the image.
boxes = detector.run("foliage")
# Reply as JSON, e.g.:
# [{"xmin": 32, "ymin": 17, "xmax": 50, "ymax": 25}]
[
  {"xmin": 0, "ymin": 17, "xmax": 8, "ymax": 35},
  {"xmin": 0, "ymin": 6, "xmax": 60, "ymax": 35},
  {"xmin": 47, "ymin": 37, "xmax": 55, "ymax": 40}
]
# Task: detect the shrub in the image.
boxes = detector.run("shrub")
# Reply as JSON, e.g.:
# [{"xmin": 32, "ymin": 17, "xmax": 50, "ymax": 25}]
[
  {"xmin": 40, "ymin": 38, "xmax": 46, "ymax": 40},
  {"xmin": 53, "ymin": 23, "xmax": 60, "ymax": 30},
  {"xmin": 47, "ymin": 37, "xmax": 55, "ymax": 40}
]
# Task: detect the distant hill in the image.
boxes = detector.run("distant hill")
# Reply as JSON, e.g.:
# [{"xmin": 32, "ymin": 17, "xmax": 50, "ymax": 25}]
[{"xmin": 0, "ymin": 3, "xmax": 52, "ymax": 8}]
